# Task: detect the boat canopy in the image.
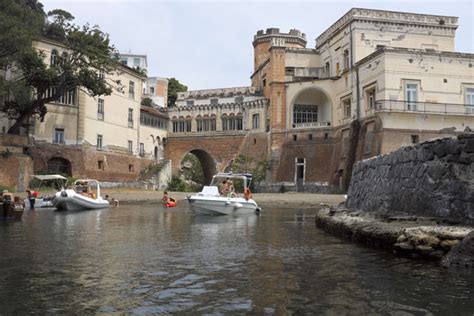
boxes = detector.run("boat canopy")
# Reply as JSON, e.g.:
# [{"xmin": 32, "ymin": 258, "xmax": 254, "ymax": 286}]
[{"xmin": 32, "ymin": 175, "xmax": 67, "ymax": 181}]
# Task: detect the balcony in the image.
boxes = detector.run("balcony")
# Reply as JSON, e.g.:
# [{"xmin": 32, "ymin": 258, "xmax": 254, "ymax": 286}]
[
  {"xmin": 286, "ymin": 67, "xmax": 328, "ymax": 80},
  {"xmin": 374, "ymin": 100, "xmax": 474, "ymax": 116}
]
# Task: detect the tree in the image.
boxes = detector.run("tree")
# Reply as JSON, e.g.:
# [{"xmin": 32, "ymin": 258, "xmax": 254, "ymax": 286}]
[
  {"xmin": 0, "ymin": 0, "xmax": 46, "ymax": 102},
  {"xmin": 141, "ymin": 97, "xmax": 153, "ymax": 107},
  {"xmin": 167, "ymin": 77, "xmax": 187, "ymax": 107},
  {"xmin": 0, "ymin": 1, "xmax": 120, "ymax": 134}
]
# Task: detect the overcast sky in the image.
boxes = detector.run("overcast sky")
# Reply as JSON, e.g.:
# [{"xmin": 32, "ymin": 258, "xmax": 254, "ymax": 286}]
[{"xmin": 41, "ymin": 0, "xmax": 473, "ymax": 90}]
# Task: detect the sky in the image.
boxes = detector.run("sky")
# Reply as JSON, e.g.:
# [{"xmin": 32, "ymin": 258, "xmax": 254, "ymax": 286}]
[{"xmin": 41, "ymin": 0, "xmax": 473, "ymax": 90}]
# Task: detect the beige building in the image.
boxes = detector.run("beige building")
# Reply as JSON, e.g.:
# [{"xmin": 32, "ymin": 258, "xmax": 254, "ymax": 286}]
[
  {"xmin": 0, "ymin": 38, "xmax": 170, "ymax": 185},
  {"xmin": 166, "ymin": 8, "xmax": 474, "ymax": 191}
]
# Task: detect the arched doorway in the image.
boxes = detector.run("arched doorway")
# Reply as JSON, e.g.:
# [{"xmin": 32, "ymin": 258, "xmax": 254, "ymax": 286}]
[
  {"xmin": 180, "ymin": 149, "xmax": 216, "ymax": 187},
  {"xmin": 47, "ymin": 157, "xmax": 72, "ymax": 176}
]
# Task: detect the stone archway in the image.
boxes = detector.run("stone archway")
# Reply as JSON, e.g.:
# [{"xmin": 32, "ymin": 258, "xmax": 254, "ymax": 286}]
[
  {"xmin": 47, "ymin": 157, "xmax": 72, "ymax": 176},
  {"xmin": 181, "ymin": 149, "xmax": 216, "ymax": 185}
]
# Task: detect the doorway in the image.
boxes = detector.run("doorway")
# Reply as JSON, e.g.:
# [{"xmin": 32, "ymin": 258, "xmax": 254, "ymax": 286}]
[{"xmin": 295, "ymin": 158, "xmax": 305, "ymax": 192}]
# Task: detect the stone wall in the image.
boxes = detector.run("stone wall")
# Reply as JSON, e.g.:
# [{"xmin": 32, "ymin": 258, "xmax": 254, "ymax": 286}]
[
  {"xmin": 0, "ymin": 154, "xmax": 34, "ymax": 191},
  {"xmin": 346, "ymin": 134, "xmax": 474, "ymax": 223}
]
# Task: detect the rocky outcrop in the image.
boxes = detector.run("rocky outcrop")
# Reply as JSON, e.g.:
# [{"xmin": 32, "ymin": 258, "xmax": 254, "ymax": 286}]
[
  {"xmin": 346, "ymin": 134, "xmax": 474, "ymax": 223},
  {"xmin": 441, "ymin": 231, "xmax": 474, "ymax": 267},
  {"xmin": 316, "ymin": 206, "xmax": 474, "ymax": 264}
]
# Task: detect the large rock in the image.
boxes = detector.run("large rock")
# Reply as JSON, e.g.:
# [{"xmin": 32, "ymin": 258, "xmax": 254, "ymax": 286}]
[{"xmin": 441, "ymin": 231, "xmax": 474, "ymax": 267}]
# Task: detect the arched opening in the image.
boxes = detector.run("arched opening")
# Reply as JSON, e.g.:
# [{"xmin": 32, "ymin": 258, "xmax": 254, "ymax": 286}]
[
  {"xmin": 154, "ymin": 146, "xmax": 159, "ymax": 159},
  {"xmin": 180, "ymin": 149, "xmax": 216, "ymax": 189},
  {"xmin": 47, "ymin": 157, "xmax": 72, "ymax": 176},
  {"xmin": 291, "ymin": 87, "xmax": 332, "ymax": 128}
]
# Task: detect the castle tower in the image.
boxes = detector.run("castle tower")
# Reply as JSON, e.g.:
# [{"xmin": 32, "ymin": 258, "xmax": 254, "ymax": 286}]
[{"xmin": 252, "ymin": 28, "xmax": 307, "ymax": 73}]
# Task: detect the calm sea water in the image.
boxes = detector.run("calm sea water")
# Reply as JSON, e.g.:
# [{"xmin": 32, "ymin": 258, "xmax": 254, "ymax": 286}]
[{"xmin": 0, "ymin": 204, "xmax": 473, "ymax": 314}]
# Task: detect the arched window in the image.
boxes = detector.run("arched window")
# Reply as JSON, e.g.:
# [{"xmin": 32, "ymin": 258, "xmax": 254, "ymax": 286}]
[
  {"xmin": 252, "ymin": 114, "xmax": 260, "ymax": 129},
  {"xmin": 186, "ymin": 116, "xmax": 192, "ymax": 132},
  {"xmin": 236, "ymin": 113, "xmax": 243, "ymax": 130},
  {"xmin": 196, "ymin": 115, "xmax": 203, "ymax": 132},
  {"xmin": 210, "ymin": 114, "xmax": 217, "ymax": 131},
  {"xmin": 50, "ymin": 49, "xmax": 58, "ymax": 66},
  {"xmin": 221, "ymin": 114, "xmax": 228, "ymax": 131}
]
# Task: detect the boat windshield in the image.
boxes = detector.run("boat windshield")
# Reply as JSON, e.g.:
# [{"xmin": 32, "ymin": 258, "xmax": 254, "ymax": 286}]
[{"xmin": 210, "ymin": 175, "xmax": 248, "ymax": 194}]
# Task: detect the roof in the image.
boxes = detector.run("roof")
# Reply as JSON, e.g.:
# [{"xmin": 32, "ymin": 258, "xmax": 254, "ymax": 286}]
[{"xmin": 33, "ymin": 175, "xmax": 67, "ymax": 181}]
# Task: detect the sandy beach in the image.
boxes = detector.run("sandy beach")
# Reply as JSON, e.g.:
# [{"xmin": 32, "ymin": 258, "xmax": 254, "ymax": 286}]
[{"xmin": 101, "ymin": 189, "xmax": 346, "ymax": 208}]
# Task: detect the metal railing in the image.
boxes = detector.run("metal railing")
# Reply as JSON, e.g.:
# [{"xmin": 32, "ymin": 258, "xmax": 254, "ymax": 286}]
[
  {"xmin": 374, "ymin": 100, "xmax": 474, "ymax": 115},
  {"xmin": 292, "ymin": 121, "xmax": 331, "ymax": 129}
]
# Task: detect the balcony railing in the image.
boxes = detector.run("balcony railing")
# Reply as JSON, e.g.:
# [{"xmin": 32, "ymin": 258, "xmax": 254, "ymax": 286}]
[
  {"xmin": 292, "ymin": 121, "xmax": 331, "ymax": 129},
  {"xmin": 374, "ymin": 100, "xmax": 474, "ymax": 115},
  {"xmin": 286, "ymin": 67, "xmax": 328, "ymax": 80}
]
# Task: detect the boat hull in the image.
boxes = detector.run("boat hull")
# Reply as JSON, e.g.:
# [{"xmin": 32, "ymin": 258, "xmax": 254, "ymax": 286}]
[
  {"xmin": 188, "ymin": 196, "xmax": 259, "ymax": 215},
  {"xmin": 1, "ymin": 203, "xmax": 24, "ymax": 220},
  {"xmin": 53, "ymin": 190, "xmax": 109, "ymax": 211}
]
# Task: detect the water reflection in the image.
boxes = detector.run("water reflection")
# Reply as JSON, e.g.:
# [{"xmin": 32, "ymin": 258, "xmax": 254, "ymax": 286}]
[{"xmin": 0, "ymin": 205, "xmax": 472, "ymax": 314}]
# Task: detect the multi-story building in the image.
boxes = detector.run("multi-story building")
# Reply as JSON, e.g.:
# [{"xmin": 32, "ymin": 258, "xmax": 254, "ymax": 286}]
[
  {"xmin": 143, "ymin": 77, "xmax": 169, "ymax": 107},
  {"xmin": 166, "ymin": 8, "xmax": 474, "ymax": 191},
  {"xmin": 118, "ymin": 53, "xmax": 148, "ymax": 71},
  {"xmin": 0, "ymin": 38, "xmax": 169, "ymax": 184}
]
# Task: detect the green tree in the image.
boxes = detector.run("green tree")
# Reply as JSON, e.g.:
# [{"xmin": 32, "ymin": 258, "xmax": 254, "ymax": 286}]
[
  {"xmin": 0, "ymin": 1, "xmax": 120, "ymax": 134},
  {"xmin": 141, "ymin": 97, "xmax": 153, "ymax": 107},
  {"xmin": 0, "ymin": 0, "xmax": 46, "ymax": 100},
  {"xmin": 167, "ymin": 77, "xmax": 187, "ymax": 107}
]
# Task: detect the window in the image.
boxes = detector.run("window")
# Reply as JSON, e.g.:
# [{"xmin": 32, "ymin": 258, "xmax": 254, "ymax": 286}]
[
  {"xmin": 97, "ymin": 99, "xmax": 104, "ymax": 120},
  {"xmin": 263, "ymin": 79, "xmax": 266, "ymax": 87},
  {"xmin": 466, "ymin": 88, "xmax": 474, "ymax": 114},
  {"xmin": 293, "ymin": 104, "xmax": 318, "ymax": 126},
  {"xmin": 50, "ymin": 49, "xmax": 58, "ymax": 66},
  {"xmin": 308, "ymin": 134, "xmax": 313, "ymax": 140},
  {"xmin": 149, "ymin": 87, "xmax": 155, "ymax": 94},
  {"xmin": 54, "ymin": 128, "xmax": 65, "ymax": 144},
  {"xmin": 97, "ymin": 134, "xmax": 103, "ymax": 150},
  {"xmin": 139, "ymin": 143, "xmax": 145, "ymax": 157},
  {"xmin": 336, "ymin": 62, "xmax": 340, "ymax": 76},
  {"xmin": 343, "ymin": 49, "xmax": 350, "ymax": 70},
  {"xmin": 129, "ymin": 164, "xmax": 134, "ymax": 172},
  {"xmin": 210, "ymin": 98, "xmax": 218, "ymax": 105},
  {"xmin": 186, "ymin": 119, "xmax": 192, "ymax": 132},
  {"xmin": 285, "ymin": 67, "xmax": 295, "ymax": 76},
  {"xmin": 128, "ymin": 140, "xmax": 133, "ymax": 153},
  {"xmin": 342, "ymin": 98, "xmax": 351, "ymax": 118},
  {"xmin": 210, "ymin": 116, "xmax": 216, "ymax": 131},
  {"xmin": 325, "ymin": 62, "xmax": 330, "ymax": 77},
  {"xmin": 235, "ymin": 96, "xmax": 244, "ymax": 103},
  {"xmin": 128, "ymin": 108, "xmax": 134, "ymax": 127},
  {"xmin": 133, "ymin": 57, "xmax": 140, "ymax": 67},
  {"xmin": 98, "ymin": 69, "xmax": 105, "ymax": 82},
  {"xmin": 293, "ymin": 134, "xmax": 297, "ymax": 141},
  {"xmin": 405, "ymin": 83, "xmax": 418, "ymax": 111},
  {"xmin": 411, "ymin": 135, "xmax": 419, "ymax": 144},
  {"xmin": 119, "ymin": 58, "xmax": 127, "ymax": 65},
  {"xmin": 98, "ymin": 160, "xmax": 104, "ymax": 170},
  {"xmin": 129, "ymin": 81, "xmax": 135, "ymax": 99},
  {"xmin": 252, "ymin": 114, "xmax": 260, "ymax": 129},
  {"xmin": 366, "ymin": 87, "xmax": 376, "ymax": 110},
  {"xmin": 186, "ymin": 100, "xmax": 194, "ymax": 106}
]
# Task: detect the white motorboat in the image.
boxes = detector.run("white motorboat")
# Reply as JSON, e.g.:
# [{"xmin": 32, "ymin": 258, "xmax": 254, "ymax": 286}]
[
  {"xmin": 187, "ymin": 173, "xmax": 261, "ymax": 215},
  {"xmin": 24, "ymin": 175, "xmax": 68, "ymax": 209},
  {"xmin": 53, "ymin": 179, "xmax": 109, "ymax": 211}
]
